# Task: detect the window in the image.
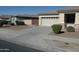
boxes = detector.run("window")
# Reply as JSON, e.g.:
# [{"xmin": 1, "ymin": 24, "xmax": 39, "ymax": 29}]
[{"xmin": 65, "ymin": 14, "xmax": 75, "ymax": 24}]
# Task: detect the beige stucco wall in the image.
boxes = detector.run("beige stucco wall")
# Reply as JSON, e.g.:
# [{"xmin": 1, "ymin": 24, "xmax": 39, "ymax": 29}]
[
  {"xmin": 23, "ymin": 20, "xmax": 32, "ymax": 25},
  {"xmin": 74, "ymin": 12, "xmax": 79, "ymax": 31},
  {"xmin": 39, "ymin": 16, "xmax": 42, "ymax": 25},
  {"xmin": 39, "ymin": 15, "xmax": 59, "ymax": 26},
  {"xmin": 59, "ymin": 13, "xmax": 64, "ymax": 24},
  {"xmin": 75, "ymin": 12, "xmax": 79, "ymax": 24},
  {"xmin": 58, "ymin": 13, "xmax": 65, "ymax": 29}
]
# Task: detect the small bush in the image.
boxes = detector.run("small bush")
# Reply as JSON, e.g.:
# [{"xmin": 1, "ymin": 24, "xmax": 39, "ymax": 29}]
[
  {"xmin": 67, "ymin": 26, "xmax": 75, "ymax": 32},
  {"xmin": 16, "ymin": 21, "xmax": 25, "ymax": 25},
  {"xmin": 0, "ymin": 23, "xmax": 3, "ymax": 27},
  {"xmin": 51, "ymin": 24, "xmax": 62, "ymax": 34},
  {"xmin": 2, "ymin": 20, "xmax": 8, "ymax": 25},
  {"xmin": 0, "ymin": 20, "xmax": 7, "ymax": 27},
  {"xmin": 0, "ymin": 20, "xmax": 10, "ymax": 27}
]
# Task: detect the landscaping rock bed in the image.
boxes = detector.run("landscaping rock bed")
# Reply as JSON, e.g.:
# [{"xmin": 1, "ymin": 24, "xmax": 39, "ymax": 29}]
[
  {"xmin": 0, "ymin": 25, "xmax": 33, "ymax": 31},
  {"xmin": 52, "ymin": 40, "xmax": 79, "ymax": 51},
  {"xmin": 49, "ymin": 31, "xmax": 79, "ymax": 39}
]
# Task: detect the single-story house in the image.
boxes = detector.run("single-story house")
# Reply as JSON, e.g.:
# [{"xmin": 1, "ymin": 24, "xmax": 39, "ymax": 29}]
[
  {"xmin": 0, "ymin": 15, "xmax": 12, "ymax": 25},
  {"xmin": 14, "ymin": 15, "xmax": 39, "ymax": 26},
  {"xmin": 1, "ymin": 7, "xmax": 79, "ymax": 30},
  {"xmin": 0, "ymin": 15, "xmax": 12, "ymax": 21},
  {"xmin": 38, "ymin": 8, "xmax": 79, "ymax": 31},
  {"xmin": 0, "ymin": 15, "xmax": 39, "ymax": 26}
]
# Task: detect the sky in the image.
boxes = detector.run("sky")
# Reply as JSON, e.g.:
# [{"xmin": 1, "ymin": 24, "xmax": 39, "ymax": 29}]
[{"xmin": 0, "ymin": 6, "xmax": 66, "ymax": 15}]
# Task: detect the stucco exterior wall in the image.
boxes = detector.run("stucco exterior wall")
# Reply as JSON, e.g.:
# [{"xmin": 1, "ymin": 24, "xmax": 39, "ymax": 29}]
[
  {"xmin": 59, "ymin": 13, "xmax": 64, "ymax": 24},
  {"xmin": 59, "ymin": 13, "xmax": 65, "ymax": 29},
  {"xmin": 39, "ymin": 16, "xmax": 42, "ymax": 25},
  {"xmin": 23, "ymin": 20, "xmax": 32, "ymax": 25},
  {"xmin": 74, "ymin": 12, "xmax": 79, "ymax": 31},
  {"xmin": 75, "ymin": 12, "xmax": 79, "ymax": 24}
]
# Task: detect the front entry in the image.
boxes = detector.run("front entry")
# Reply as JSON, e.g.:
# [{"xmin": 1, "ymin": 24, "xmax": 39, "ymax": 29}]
[{"xmin": 64, "ymin": 13, "xmax": 75, "ymax": 28}]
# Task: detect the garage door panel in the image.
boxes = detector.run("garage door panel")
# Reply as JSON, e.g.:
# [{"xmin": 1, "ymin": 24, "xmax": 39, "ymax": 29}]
[
  {"xmin": 42, "ymin": 19, "xmax": 50, "ymax": 26},
  {"xmin": 41, "ymin": 19, "xmax": 59, "ymax": 26}
]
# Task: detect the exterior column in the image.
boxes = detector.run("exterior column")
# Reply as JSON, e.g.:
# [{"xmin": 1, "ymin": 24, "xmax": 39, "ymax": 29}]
[
  {"xmin": 39, "ymin": 16, "xmax": 42, "ymax": 26},
  {"xmin": 59, "ymin": 13, "xmax": 64, "ymax": 24},
  {"xmin": 75, "ymin": 12, "xmax": 79, "ymax": 31},
  {"xmin": 59, "ymin": 13, "xmax": 65, "ymax": 29},
  {"xmin": 75, "ymin": 12, "xmax": 79, "ymax": 24}
]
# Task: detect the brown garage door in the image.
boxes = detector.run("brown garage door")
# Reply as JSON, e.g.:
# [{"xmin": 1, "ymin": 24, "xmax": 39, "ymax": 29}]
[{"xmin": 32, "ymin": 19, "xmax": 39, "ymax": 26}]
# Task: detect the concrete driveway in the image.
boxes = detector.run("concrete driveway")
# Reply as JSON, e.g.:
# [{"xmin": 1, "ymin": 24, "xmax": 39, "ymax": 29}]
[
  {"xmin": 0, "ymin": 26, "xmax": 79, "ymax": 52},
  {"xmin": 0, "ymin": 26, "xmax": 54, "ymax": 51},
  {"xmin": 0, "ymin": 26, "xmax": 56, "ymax": 51}
]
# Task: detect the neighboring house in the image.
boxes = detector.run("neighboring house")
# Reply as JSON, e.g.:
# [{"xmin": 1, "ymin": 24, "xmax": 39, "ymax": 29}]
[
  {"xmin": 0, "ymin": 15, "xmax": 17, "ymax": 25},
  {"xmin": 0, "ymin": 15, "xmax": 39, "ymax": 26},
  {"xmin": 0, "ymin": 15, "xmax": 12, "ymax": 21},
  {"xmin": 12, "ymin": 15, "xmax": 39, "ymax": 26},
  {"xmin": 38, "ymin": 8, "xmax": 79, "ymax": 30}
]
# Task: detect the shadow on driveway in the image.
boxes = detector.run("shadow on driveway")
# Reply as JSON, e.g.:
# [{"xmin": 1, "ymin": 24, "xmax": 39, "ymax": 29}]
[{"xmin": 0, "ymin": 39, "xmax": 43, "ymax": 52}]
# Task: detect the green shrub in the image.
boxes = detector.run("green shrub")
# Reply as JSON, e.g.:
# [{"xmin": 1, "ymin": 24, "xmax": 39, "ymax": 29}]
[
  {"xmin": 67, "ymin": 26, "xmax": 75, "ymax": 32},
  {"xmin": 0, "ymin": 20, "xmax": 10, "ymax": 27},
  {"xmin": 51, "ymin": 24, "xmax": 62, "ymax": 34}
]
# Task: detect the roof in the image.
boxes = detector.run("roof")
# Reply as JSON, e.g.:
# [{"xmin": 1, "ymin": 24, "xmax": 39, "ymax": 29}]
[
  {"xmin": 57, "ymin": 6, "xmax": 79, "ymax": 13},
  {"xmin": 39, "ymin": 11, "xmax": 59, "ymax": 15},
  {"xmin": 0, "ymin": 15, "xmax": 13, "ymax": 19},
  {"xmin": 39, "ymin": 7, "xmax": 79, "ymax": 15},
  {"xmin": 15, "ymin": 14, "xmax": 38, "ymax": 18},
  {"xmin": 64, "ymin": 6, "xmax": 79, "ymax": 10}
]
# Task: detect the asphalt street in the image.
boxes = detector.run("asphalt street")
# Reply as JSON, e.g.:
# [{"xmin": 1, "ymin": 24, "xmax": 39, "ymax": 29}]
[{"xmin": 0, "ymin": 39, "xmax": 43, "ymax": 52}]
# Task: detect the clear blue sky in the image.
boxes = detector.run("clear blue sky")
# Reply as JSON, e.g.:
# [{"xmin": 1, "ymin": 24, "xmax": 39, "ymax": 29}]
[{"xmin": 0, "ymin": 6, "xmax": 66, "ymax": 15}]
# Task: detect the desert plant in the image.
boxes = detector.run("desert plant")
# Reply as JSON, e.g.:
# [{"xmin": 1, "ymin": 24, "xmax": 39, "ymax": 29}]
[
  {"xmin": 67, "ymin": 26, "xmax": 75, "ymax": 32},
  {"xmin": 51, "ymin": 24, "xmax": 62, "ymax": 34}
]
